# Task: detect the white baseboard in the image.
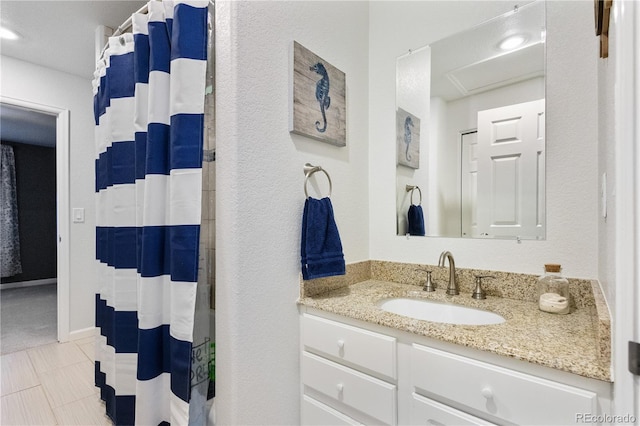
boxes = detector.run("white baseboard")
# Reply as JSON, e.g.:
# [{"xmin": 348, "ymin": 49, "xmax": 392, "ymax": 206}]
[
  {"xmin": 1, "ymin": 278, "xmax": 57, "ymax": 290},
  {"xmin": 69, "ymin": 327, "xmax": 97, "ymax": 341}
]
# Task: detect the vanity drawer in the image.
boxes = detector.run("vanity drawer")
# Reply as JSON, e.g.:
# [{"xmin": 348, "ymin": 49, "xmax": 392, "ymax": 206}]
[
  {"xmin": 302, "ymin": 395, "xmax": 362, "ymax": 425},
  {"xmin": 301, "ymin": 313, "xmax": 396, "ymax": 379},
  {"xmin": 302, "ymin": 351, "xmax": 397, "ymax": 425},
  {"xmin": 411, "ymin": 344, "xmax": 597, "ymax": 425},
  {"xmin": 411, "ymin": 392, "xmax": 496, "ymax": 426}
]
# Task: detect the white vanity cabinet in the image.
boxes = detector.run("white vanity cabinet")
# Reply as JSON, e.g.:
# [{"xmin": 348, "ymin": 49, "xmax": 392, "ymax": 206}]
[{"xmin": 299, "ymin": 309, "xmax": 611, "ymax": 426}]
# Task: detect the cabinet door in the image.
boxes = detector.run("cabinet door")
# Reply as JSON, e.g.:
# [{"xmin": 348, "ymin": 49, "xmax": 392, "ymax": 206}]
[
  {"xmin": 302, "ymin": 395, "xmax": 362, "ymax": 426},
  {"xmin": 302, "ymin": 314, "xmax": 396, "ymax": 380},
  {"xmin": 411, "ymin": 344, "xmax": 597, "ymax": 425},
  {"xmin": 411, "ymin": 393, "xmax": 496, "ymax": 426},
  {"xmin": 302, "ymin": 352, "xmax": 397, "ymax": 425}
]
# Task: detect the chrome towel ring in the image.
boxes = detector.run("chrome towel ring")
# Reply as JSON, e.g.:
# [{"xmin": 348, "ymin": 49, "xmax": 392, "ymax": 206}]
[
  {"xmin": 304, "ymin": 163, "xmax": 333, "ymax": 198},
  {"xmin": 406, "ymin": 184, "xmax": 422, "ymax": 205}
]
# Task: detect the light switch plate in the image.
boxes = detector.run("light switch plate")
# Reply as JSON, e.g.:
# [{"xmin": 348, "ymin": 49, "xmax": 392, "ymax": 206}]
[{"xmin": 73, "ymin": 208, "xmax": 85, "ymax": 223}]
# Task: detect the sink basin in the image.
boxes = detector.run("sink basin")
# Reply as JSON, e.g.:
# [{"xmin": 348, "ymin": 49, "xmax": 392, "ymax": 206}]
[{"xmin": 377, "ymin": 297, "xmax": 505, "ymax": 325}]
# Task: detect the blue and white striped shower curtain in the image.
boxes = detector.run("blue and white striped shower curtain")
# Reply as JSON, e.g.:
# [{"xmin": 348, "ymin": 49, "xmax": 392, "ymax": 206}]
[{"xmin": 92, "ymin": 1, "xmax": 208, "ymax": 424}]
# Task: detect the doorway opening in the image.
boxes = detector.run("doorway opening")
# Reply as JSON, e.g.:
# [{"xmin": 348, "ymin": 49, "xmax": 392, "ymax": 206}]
[{"xmin": 0, "ymin": 97, "xmax": 70, "ymax": 353}]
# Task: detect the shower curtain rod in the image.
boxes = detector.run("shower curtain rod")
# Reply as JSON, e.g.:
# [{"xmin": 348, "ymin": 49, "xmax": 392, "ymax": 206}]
[
  {"xmin": 112, "ymin": 3, "xmax": 149, "ymax": 38},
  {"xmin": 98, "ymin": 0, "xmax": 214, "ymax": 61},
  {"xmin": 97, "ymin": 1, "xmax": 148, "ymax": 61}
]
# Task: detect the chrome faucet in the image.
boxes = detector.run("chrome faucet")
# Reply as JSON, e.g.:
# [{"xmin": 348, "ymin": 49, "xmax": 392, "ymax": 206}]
[{"xmin": 438, "ymin": 251, "xmax": 458, "ymax": 295}]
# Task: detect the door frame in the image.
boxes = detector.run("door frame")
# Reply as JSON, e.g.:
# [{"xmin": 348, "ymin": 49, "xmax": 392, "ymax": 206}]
[
  {"xmin": 1, "ymin": 96, "xmax": 70, "ymax": 342},
  {"xmin": 460, "ymin": 130, "xmax": 477, "ymax": 238},
  {"xmin": 613, "ymin": 0, "xmax": 639, "ymax": 417}
]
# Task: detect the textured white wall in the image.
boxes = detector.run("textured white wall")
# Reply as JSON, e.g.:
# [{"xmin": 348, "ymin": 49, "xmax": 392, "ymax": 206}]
[
  {"xmin": 0, "ymin": 56, "xmax": 96, "ymax": 334},
  {"xmin": 597, "ymin": 8, "xmax": 617, "ymax": 319},
  {"xmin": 215, "ymin": 1, "xmax": 369, "ymax": 423},
  {"xmin": 596, "ymin": 0, "xmax": 640, "ymax": 416},
  {"xmin": 369, "ymin": 1, "xmax": 600, "ymax": 278}
]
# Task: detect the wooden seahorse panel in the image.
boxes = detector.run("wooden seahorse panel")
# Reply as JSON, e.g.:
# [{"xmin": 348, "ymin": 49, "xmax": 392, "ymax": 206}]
[
  {"xmin": 396, "ymin": 108, "xmax": 420, "ymax": 169},
  {"xmin": 291, "ymin": 41, "xmax": 346, "ymax": 147}
]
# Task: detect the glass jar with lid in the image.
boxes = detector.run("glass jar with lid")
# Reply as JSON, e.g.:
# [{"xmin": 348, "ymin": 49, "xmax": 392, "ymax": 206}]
[{"xmin": 537, "ymin": 264, "xmax": 570, "ymax": 314}]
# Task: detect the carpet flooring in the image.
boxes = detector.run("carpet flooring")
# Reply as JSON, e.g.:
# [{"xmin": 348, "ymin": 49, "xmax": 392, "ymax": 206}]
[{"xmin": 1, "ymin": 284, "xmax": 57, "ymax": 355}]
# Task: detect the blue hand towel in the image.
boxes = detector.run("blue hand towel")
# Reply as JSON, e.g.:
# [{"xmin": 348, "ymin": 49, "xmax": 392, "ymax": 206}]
[
  {"xmin": 408, "ymin": 204, "xmax": 425, "ymax": 236},
  {"xmin": 301, "ymin": 197, "xmax": 346, "ymax": 280}
]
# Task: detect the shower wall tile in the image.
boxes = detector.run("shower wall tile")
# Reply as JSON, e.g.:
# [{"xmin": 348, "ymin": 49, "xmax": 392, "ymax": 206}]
[
  {"xmin": 202, "ymin": 164, "xmax": 209, "ymax": 192},
  {"xmin": 205, "ymin": 196, "xmax": 211, "ymax": 223},
  {"xmin": 209, "ymin": 219, "xmax": 216, "ymax": 252},
  {"xmin": 209, "ymin": 162, "xmax": 216, "ymax": 194},
  {"xmin": 200, "ymin": 222, "xmax": 209, "ymax": 247},
  {"xmin": 202, "ymin": 81, "xmax": 215, "ymax": 310},
  {"xmin": 209, "ymin": 248, "xmax": 216, "ymax": 309},
  {"xmin": 202, "ymin": 159, "xmax": 215, "ymax": 310},
  {"xmin": 209, "ymin": 189, "xmax": 216, "ymax": 221}
]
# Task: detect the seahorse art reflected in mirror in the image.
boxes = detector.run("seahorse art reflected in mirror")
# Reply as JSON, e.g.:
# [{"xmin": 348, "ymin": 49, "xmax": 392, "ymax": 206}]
[
  {"xmin": 404, "ymin": 115, "xmax": 414, "ymax": 161},
  {"xmin": 396, "ymin": 108, "xmax": 420, "ymax": 169}
]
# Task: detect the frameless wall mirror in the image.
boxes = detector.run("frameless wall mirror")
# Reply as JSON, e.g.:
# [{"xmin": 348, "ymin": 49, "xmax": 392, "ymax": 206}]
[{"xmin": 396, "ymin": 1, "xmax": 546, "ymax": 240}]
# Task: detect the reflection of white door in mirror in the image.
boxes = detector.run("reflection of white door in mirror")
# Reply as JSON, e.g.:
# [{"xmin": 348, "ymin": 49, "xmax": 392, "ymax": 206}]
[
  {"xmin": 461, "ymin": 131, "xmax": 478, "ymax": 238},
  {"xmin": 476, "ymin": 99, "xmax": 545, "ymax": 239}
]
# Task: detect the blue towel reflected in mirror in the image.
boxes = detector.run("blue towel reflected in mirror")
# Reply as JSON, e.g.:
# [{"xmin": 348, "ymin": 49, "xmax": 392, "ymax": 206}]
[{"xmin": 408, "ymin": 204, "xmax": 425, "ymax": 236}]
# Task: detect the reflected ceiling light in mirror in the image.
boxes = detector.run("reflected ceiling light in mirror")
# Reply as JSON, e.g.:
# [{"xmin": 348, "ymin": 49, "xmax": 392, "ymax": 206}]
[
  {"xmin": 0, "ymin": 26, "xmax": 20, "ymax": 41},
  {"xmin": 498, "ymin": 34, "xmax": 528, "ymax": 51}
]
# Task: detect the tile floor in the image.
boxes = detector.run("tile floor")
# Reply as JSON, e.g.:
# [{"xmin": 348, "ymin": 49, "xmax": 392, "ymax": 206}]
[{"xmin": 1, "ymin": 337, "xmax": 112, "ymax": 425}]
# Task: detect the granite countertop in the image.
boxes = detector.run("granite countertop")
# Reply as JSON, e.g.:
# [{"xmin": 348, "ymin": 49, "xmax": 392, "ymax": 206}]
[{"xmin": 299, "ymin": 279, "xmax": 611, "ymax": 382}]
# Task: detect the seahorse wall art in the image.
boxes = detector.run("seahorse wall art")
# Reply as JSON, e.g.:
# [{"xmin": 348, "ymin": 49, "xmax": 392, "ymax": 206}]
[
  {"xmin": 396, "ymin": 108, "xmax": 420, "ymax": 169},
  {"xmin": 291, "ymin": 41, "xmax": 346, "ymax": 147},
  {"xmin": 310, "ymin": 62, "xmax": 330, "ymax": 133}
]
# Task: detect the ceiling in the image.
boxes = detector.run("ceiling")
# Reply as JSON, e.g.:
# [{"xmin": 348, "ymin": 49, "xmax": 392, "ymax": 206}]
[
  {"xmin": 1, "ymin": 1, "xmax": 543, "ymax": 145},
  {"xmin": 1, "ymin": 1, "xmax": 146, "ymax": 80},
  {"xmin": 0, "ymin": 1, "xmax": 145, "ymax": 147},
  {"xmin": 429, "ymin": 0, "xmax": 544, "ymax": 101},
  {"xmin": 0, "ymin": 104, "xmax": 57, "ymax": 147}
]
